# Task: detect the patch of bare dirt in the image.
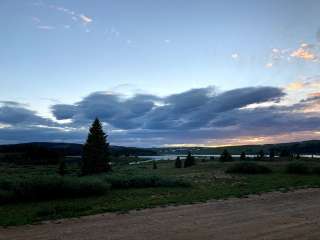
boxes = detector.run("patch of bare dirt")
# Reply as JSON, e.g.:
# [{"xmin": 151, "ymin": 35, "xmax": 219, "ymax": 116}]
[{"xmin": 1, "ymin": 188, "xmax": 320, "ymax": 240}]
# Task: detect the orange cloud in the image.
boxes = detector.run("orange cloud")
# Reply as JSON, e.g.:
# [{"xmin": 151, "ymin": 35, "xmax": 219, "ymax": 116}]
[
  {"xmin": 286, "ymin": 81, "xmax": 306, "ymax": 91},
  {"xmin": 309, "ymin": 92, "xmax": 320, "ymax": 98},
  {"xmin": 290, "ymin": 48, "xmax": 317, "ymax": 61}
]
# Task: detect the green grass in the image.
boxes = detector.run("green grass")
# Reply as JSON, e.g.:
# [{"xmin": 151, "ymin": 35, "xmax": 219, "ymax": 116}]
[
  {"xmin": 225, "ymin": 162, "xmax": 272, "ymax": 174},
  {"xmin": 1, "ymin": 159, "xmax": 320, "ymax": 226}
]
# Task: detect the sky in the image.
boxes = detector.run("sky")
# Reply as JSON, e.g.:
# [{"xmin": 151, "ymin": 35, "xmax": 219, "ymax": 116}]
[{"xmin": 1, "ymin": 0, "xmax": 320, "ymax": 147}]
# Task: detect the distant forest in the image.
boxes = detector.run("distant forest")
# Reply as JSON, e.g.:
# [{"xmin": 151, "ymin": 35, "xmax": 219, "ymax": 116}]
[
  {"xmin": 0, "ymin": 140, "xmax": 319, "ymax": 165},
  {"xmin": 0, "ymin": 142, "xmax": 156, "ymax": 165}
]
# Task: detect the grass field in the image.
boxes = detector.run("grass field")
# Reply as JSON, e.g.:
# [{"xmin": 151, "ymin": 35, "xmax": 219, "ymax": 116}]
[{"xmin": 1, "ymin": 158, "xmax": 320, "ymax": 226}]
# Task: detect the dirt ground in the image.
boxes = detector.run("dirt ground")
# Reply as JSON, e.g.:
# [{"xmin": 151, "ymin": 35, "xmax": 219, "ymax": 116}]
[{"xmin": 1, "ymin": 188, "xmax": 320, "ymax": 240}]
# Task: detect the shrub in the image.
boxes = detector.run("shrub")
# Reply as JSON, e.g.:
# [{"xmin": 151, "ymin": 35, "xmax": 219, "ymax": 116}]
[
  {"xmin": 152, "ymin": 161, "xmax": 157, "ymax": 169},
  {"xmin": 257, "ymin": 150, "xmax": 265, "ymax": 160},
  {"xmin": 226, "ymin": 162, "xmax": 272, "ymax": 174},
  {"xmin": 269, "ymin": 149, "xmax": 275, "ymax": 160},
  {"xmin": 240, "ymin": 152, "xmax": 246, "ymax": 160},
  {"xmin": 220, "ymin": 150, "xmax": 233, "ymax": 162},
  {"xmin": 104, "ymin": 174, "xmax": 190, "ymax": 189},
  {"xmin": 312, "ymin": 166, "xmax": 320, "ymax": 174},
  {"xmin": 184, "ymin": 153, "xmax": 195, "ymax": 168},
  {"xmin": 58, "ymin": 160, "xmax": 66, "ymax": 176},
  {"xmin": 0, "ymin": 176, "xmax": 110, "ymax": 204},
  {"xmin": 175, "ymin": 157, "xmax": 182, "ymax": 168},
  {"xmin": 285, "ymin": 162, "xmax": 310, "ymax": 174}
]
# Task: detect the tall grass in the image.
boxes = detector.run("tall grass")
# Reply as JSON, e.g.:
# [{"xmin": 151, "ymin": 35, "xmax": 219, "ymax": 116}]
[
  {"xmin": 104, "ymin": 174, "xmax": 190, "ymax": 189},
  {"xmin": 226, "ymin": 162, "xmax": 272, "ymax": 174},
  {"xmin": 285, "ymin": 162, "xmax": 310, "ymax": 174},
  {"xmin": 0, "ymin": 176, "xmax": 110, "ymax": 204}
]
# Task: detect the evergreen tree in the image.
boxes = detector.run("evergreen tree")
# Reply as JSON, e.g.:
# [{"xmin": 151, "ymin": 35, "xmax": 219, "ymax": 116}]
[
  {"xmin": 81, "ymin": 118, "xmax": 110, "ymax": 175},
  {"xmin": 175, "ymin": 156, "xmax": 182, "ymax": 168},
  {"xmin": 269, "ymin": 149, "xmax": 275, "ymax": 160},
  {"xmin": 153, "ymin": 160, "xmax": 157, "ymax": 169},
  {"xmin": 240, "ymin": 151, "xmax": 246, "ymax": 160},
  {"xmin": 58, "ymin": 159, "xmax": 66, "ymax": 176},
  {"xmin": 184, "ymin": 152, "xmax": 195, "ymax": 168},
  {"xmin": 258, "ymin": 150, "xmax": 265, "ymax": 160},
  {"xmin": 220, "ymin": 149, "xmax": 233, "ymax": 162}
]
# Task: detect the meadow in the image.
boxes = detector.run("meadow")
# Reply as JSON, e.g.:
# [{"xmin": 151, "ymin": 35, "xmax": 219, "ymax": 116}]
[{"xmin": 1, "ymin": 157, "xmax": 320, "ymax": 226}]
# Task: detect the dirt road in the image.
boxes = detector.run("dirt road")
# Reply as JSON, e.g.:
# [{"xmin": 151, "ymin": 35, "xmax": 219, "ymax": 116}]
[{"xmin": 1, "ymin": 188, "xmax": 320, "ymax": 240}]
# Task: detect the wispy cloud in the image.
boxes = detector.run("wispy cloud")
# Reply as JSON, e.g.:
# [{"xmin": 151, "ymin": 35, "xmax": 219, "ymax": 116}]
[
  {"xmin": 37, "ymin": 25, "xmax": 55, "ymax": 30},
  {"xmin": 265, "ymin": 62, "xmax": 273, "ymax": 68},
  {"xmin": 79, "ymin": 14, "xmax": 93, "ymax": 24},
  {"xmin": 290, "ymin": 45, "xmax": 317, "ymax": 61},
  {"xmin": 231, "ymin": 53, "xmax": 239, "ymax": 60},
  {"xmin": 32, "ymin": 3, "xmax": 93, "ymax": 31},
  {"xmin": 49, "ymin": 5, "xmax": 93, "ymax": 26},
  {"xmin": 266, "ymin": 40, "xmax": 320, "ymax": 67},
  {"xmin": 286, "ymin": 81, "xmax": 306, "ymax": 91}
]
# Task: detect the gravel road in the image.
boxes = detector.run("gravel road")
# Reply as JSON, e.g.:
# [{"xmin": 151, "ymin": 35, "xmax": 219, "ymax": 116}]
[{"xmin": 1, "ymin": 188, "xmax": 320, "ymax": 240}]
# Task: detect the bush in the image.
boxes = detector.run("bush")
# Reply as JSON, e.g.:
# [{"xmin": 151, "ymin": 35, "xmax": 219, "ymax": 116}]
[
  {"xmin": 175, "ymin": 157, "xmax": 182, "ymax": 168},
  {"xmin": 312, "ymin": 166, "xmax": 320, "ymax": 174},
  {"xmin": 285, "ymin": 162, "xmax": 310, "ymax": 174},
  {"xmin": 104, "ymin": 174, "xmax": 190, "ymax": 189},
  {"xmin": 226, "ymin": 162, "xmax": 272, "ymax": 174},
  {"xmin": 0, "ymin": 176, "xmax": 110, "ymax": 204},
  {"xmin": 184, "ymin": 153, "xmax": 195, "ymax": 168},
  {"xmin": 220, "ymin": 150, "xmax": 233, "ymax": 162}
]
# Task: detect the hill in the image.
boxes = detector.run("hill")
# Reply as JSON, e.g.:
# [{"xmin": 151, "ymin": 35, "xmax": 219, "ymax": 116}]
[{"xmin": 154, "ymin": 140, "xmax": 320, "ymax": 155}]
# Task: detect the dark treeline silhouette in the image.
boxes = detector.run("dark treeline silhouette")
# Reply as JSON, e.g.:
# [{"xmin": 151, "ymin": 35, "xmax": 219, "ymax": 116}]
[
  {"xmin": 0, "ymin": 143, "xmax": 156, "ymax": 165},
  {"xmin": 0, "ymin": 144, "xmax": 63, "ymax": 165},
  {"xmin": 158, "ymin": 140, "xmax": 320, "ymax": 156}
]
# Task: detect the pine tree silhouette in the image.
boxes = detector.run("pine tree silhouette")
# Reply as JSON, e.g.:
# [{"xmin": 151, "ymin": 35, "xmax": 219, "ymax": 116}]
[
  {"xmin": 81, "ymin": 118, "xmax": 111, "ymax": 175},
  {"xmin": 175, "ymin": 156, "xmax": 182, "ymax": 168}
]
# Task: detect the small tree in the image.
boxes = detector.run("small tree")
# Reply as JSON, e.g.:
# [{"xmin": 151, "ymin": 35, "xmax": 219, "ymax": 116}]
[
  {"xmin": 58, "ymin": 159, "xmax": 66, "ymax": 176},
  {"xmin": 220, "ymin": 149, "xmax": 233, "ymax": 162},
  {"xmin": 175, "ymin": 156, "xmax": 182, "ymax": 168},
  {"xmin": 240, "ymin": 151, "xmax": 246, "ymax": 160},
  {"xmin": 153, "ymin": 160, "xmax": 157, "ymax": 169},
  {"xmin": 280, "ymin": 149, "xmax": 291, "ymax": 158},
  {"xmin": 269, "ymin": 149, "xmax": 275, "ymax": 160},
  {"xmin": 81, "ymin": 118, "xmax": 111, "ymax": 175},
  {"xmin": 184, "ymin": 152, "xmax": 195, "ymax": 168},
  {"xmin": 257, "ymin": 150, "xmax": 265, "ymax": 160},
  {"xmin": 296, "ymin": 153, "xmax": 301, "ymax": 159}
]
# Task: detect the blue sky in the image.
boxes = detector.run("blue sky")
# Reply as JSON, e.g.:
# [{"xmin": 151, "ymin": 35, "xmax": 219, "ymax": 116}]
[{"xmin": 1, "ymin": 0, "xmax": 320, "ymax": 146}]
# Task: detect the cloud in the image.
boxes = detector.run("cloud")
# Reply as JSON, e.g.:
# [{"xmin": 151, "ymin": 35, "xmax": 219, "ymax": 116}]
[
  {"xmin": 265, "ymin": 63, "xmax": 273, "ymax": 68},
  {"xmin": 286, "ymin": 81, "xmax": 306, "ymax": 91},
  {"xmin": 79, "ymin": 14, "xmax": 93, "ymax": 24},
  {"xmin": 286, "ymin": 76, "xmax": 320, "ymax": 91},
  {"xmin": 32, "ymin": 3, "xmax": 93, "ymax": 31},
  {"xmin": 266, "ymin": 40, "xmax": 320, "ymax": 67},
  {"xmin": 231, "ymin": 53, "xmax": 239, "ymax": 59},
  {"xmin": 50, "ymin": 86, "xmax": 284, "ymax": 131},
  {"xmin": 290, "ymin": 47, "xmax": 317, "ymax": 61},
  {"xmin": 37, "ymin": 25, "xmax": 55, "ymax": 30},
  {"xmin": 0, "ymin": 104, "xmax": 54, "ymax": 126},
  {"xmin": 2, "ymin": 85, "xmax": 320, "ymax": 146}
]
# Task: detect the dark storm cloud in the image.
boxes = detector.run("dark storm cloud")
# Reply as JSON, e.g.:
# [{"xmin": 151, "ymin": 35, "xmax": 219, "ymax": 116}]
[
  {"xmin": 50, "ymin": 86, "xmax": 285, "ymax": 131},
  {"xmin": 51, "ymin": 104, "xmax": 77, "ymax": 120},
  {"xmin": 0, "ymin": 126, "xmax": 86, "ymax": 144},
  {"xmin": 0, "ymin": 104, "xmax": 53, "ymax": 126},
  {"xmin": 1, "ymin": 85, "xmax": 320, "ymax": 146}
]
